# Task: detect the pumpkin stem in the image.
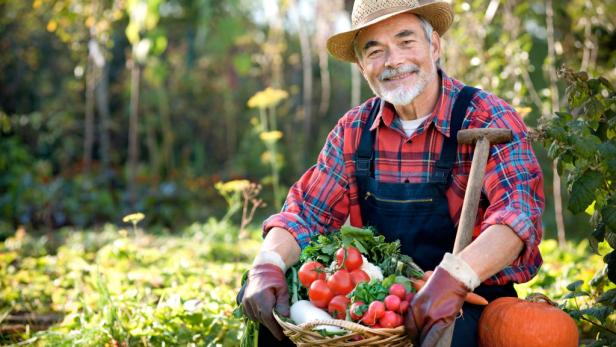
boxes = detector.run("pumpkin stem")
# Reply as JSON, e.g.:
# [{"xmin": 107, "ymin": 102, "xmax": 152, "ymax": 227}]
[{"xmin": 525, "ymin": 293, "xmax": 558, "ymax": 306}]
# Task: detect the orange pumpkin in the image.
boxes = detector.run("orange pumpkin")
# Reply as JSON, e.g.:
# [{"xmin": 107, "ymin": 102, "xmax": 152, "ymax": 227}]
[{"xmin": 478, "ymin": 294, "xmax": 579, "ymax": 347}]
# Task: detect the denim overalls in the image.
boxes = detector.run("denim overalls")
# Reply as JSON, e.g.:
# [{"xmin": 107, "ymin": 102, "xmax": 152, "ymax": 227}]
[{"xmin": 356, "ymin": 86, "xmax": 516, "ymax": 347}]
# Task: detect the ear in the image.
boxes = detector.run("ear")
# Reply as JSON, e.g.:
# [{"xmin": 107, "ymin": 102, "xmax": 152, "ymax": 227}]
[{"xmin": 430, "ymin": 31, "xmax": 441, "ymax": 63}]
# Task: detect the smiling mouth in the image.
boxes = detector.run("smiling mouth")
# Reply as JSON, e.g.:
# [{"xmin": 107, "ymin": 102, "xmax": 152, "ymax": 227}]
[{"xmin": 382, "ymin": 71, "xmax": 417, "ymax": 82}]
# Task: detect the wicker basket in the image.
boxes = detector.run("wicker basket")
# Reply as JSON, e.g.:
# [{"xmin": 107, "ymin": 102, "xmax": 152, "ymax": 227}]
[{"xmin": 273, "ymin": 311, "xmax": 412, "ymax": 347}]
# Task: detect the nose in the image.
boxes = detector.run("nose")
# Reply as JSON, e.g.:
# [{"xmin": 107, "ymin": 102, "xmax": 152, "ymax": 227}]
[{"xmin": 384, "ymin": 46, "xmax": 405, "ymax": 69}]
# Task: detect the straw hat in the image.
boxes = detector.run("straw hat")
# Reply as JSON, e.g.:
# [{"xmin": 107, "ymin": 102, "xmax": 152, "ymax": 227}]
[{"xmin": 327, "ymin": 0, "xmax": 454, "ymax": 62}]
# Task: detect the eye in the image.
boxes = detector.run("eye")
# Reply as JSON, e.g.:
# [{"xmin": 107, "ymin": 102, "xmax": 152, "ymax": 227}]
[
  {"xmin": 401, "ymin": 39, "xmax": 414, "ymax": 46},
  {"xmin": 367, "ymin": 49, "xmax": 383, "ymax": 58}
]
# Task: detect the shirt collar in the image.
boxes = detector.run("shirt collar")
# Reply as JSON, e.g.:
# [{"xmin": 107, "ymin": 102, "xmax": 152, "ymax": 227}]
[{"xmin": 369, "ymin": 69, "xmax": 462, "ymax": 138}]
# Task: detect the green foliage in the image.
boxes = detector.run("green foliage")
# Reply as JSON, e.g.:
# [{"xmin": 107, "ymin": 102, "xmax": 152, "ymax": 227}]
[
  {"xmin": 537, "ymin": 68, "xmax": 616, "ymax": 344},
  {"xmin": 538, "ymin": 68, "xmax": 616, "ymax": 254},
  {"xmin": 0, "ymin": 222, "xmax": 260, "ymax": 346},
  {"xmin": 514, "ymin": 239, "xmax": 616, "ymax": 345}
]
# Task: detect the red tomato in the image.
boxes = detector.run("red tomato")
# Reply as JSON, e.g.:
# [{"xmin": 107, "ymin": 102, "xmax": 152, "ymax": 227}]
[
  {"xmin": 389, "ymin": 283, "xmax": 407, "ymax": 300},
  {"xmin": 349, "ymin": 301, "xmax": 367, "ymax": 321},
  {"xmin": 398, "ymin": 300, "xmax": 409, "ymax": 314},
  {"xmin": 298, "ymin": 261, "xmax": 326, "ymax": 288},
  {"xmin": 384, "ymin": 294, "xmax": 401, "ymax": 312},
  {"xmin": 349, "ymin": 269, "xmax": 370, "ymax": 286},
  {"xmin": 328, "ymin": 295, "xmax": 350, "ymax": 320},
  {"xmin": 367, "ymin": 300, "xmax": 385, "ymax": 320},
  {"xmin": 309, "ymin": 279, "xmax": 334, "ymax": 308},
  {"xmin": 379, "ymin": 310, "xmax": 402, "ymax": 328},
  {"xmin": 335, "ymin": 246, "xmax": 363, "ymax": 271},
  {"xmin": 327, "ymin": 269, "xmax": 354, "ymax": 295}
]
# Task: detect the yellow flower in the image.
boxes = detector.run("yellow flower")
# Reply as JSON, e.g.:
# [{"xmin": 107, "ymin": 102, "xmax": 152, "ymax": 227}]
[
  {"xmin": 261, "ymin": 152, "xmax": 272, "ymax": 163},
  {"xmin": 259, "ymin": 130, "xmax": 283, "ymax": 142},
  {"xmin": 515, "ymin": 106, "xmax": 532, "ymax": 119},
  {"xmin": 47, "ymin": 20, "xmax": 58, "ymax": 32},
  {"xmin": 247, "ymin": 87, "xmax": 288, "ymax": 109},
  {"xmin": 215, "ymin": 179, "xmax": 250, "ymax": 194},
  {"xmin": 122, "ymin": 212, "xmax": 145, "ymax": 224}
]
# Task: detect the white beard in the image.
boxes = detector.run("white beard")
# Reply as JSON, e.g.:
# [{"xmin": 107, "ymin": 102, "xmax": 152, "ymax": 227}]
[
  {"xmin": 366, "ymin": 59, "xmax": 437, "ymax": 106},
  {"xmin": 380, "ymin": 79, "xmax": 427, "ymax": 106}
]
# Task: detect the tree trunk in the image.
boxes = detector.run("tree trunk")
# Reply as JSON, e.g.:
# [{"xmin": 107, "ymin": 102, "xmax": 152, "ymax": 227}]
[
  {"xmin": 318, "ymin": 48, "xmax": 330, "ymax": 118},
  {"xmin": 546, "ymin": 0, "xmax": 566, "ymax": 246},
  {"xmin": 158, "ymin": 86, "xmax": 174, "ymax": 177},
  {"xmin": 299, "ymin": 23, "xmax": 313, "ymax": 159},
  {"xmin": 83, "ymin": 57, "xmax": 96, "ymax": 172},
  {"xmin": 96, "ymin": 64, "xmax": 111, "ymax": 176},
  {"xmin": 128, "ymin": 61, "xmax": 142, "ymax": 207},
  {"xmin": 146, "ymin": 116, "xmax": 161, "ymax": 185},
  {"xmin": 290, "ymin": 0, "xmax": 313, "ymax": 163}
]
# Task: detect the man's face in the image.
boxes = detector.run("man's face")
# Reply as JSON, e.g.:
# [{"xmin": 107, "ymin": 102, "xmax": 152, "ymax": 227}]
[{"xmin": 355, "ymin": 13, "xmax": 440, "ymax": 106}]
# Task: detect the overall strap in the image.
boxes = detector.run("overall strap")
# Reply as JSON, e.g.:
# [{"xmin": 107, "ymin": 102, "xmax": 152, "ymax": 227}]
[
  {"xmin": 355, "ymin": 98, "xmax": 381, "ymax": 177},
  {"xmin": 433, "ymin": 86, "xmax": 479, "ymax": 181}
]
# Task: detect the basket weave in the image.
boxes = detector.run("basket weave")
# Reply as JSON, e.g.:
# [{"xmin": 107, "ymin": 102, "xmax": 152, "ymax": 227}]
[{"xmin": 273, "ymin": 311, "xmax": 412, "ymax": 347}]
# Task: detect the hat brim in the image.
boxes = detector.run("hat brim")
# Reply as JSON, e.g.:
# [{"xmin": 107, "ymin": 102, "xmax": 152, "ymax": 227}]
[{"xmin": 327, "ymin": 2, "xmax": 453, "ymax": 63}]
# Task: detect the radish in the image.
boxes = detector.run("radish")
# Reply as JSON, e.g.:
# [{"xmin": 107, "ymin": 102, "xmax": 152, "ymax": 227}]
[
  {"xmin": 389, "ymin": 283, "xmax": 406, "ymax": 300},
  {"xmin": 384, "ymin": 294, "xmax": 401, "ymax": 312},
  {"xmin": 367, "ymin": 300, "xmax": 385, "ymax": 320},
  {"xmin": 350, "ymin": 301, "xmax": 367, "ymax": 321},
  {"xmin": 380, "ymin": 310, "xmax": 402, "ymax": 328},
  {"xmin": 290, "ymin": 300, "xmax": 345, "ymax": 333}
]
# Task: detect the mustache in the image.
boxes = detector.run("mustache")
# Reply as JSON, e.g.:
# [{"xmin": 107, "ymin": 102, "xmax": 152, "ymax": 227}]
[{"xmin": 379, "ymin": 64, "xmax": 420, "ymax": 81}]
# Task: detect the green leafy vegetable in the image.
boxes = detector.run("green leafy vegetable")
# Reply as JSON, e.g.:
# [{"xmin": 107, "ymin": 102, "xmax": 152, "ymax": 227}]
[{"xmin": 349, "ymin": 280, "xmax": 388, "ymax": 304}]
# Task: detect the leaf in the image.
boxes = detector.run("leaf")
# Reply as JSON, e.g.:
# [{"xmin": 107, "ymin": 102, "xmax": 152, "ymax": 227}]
[
  {"xmin": 352, "ymin": 239, "xmax": 368, "ymax": 254},
  {"xmin": 590, "ymin": 223, "xmax": 606, "ymax": 254},
  {"xmin": 578, "ymin": 306, "xmax": 612, "ymax": 321},
  {"xmin": 568, "ymin": 170, "xmax": 603, "ymax": 214},
  {"xmin": 602, "ymin": 205, "xmax": 616, "ymax": 231},
  {"xmin": 566, "ymin": 280, "xmax": 584, "ymax": 292},
  {"xmin": 604, "ymin": 250, "xmax": 616, "ymax": 284},
  {"xmin": 546, "ymin": 141, "xmax": 561, "ymax": 160},
  {"xmin": 597, "ymin": 288, "xmax": 616, "ymax": 305},
  {"xmin": 585, "ymin": 339, "xmax": 610, "ymax": 347},
  {"xmin": 573, "ymin": 136, "xmax": 598, "ymax": 158},
  {"xmin": 562, "ymin": 291, "xmax": 590, "ymax": 299}
]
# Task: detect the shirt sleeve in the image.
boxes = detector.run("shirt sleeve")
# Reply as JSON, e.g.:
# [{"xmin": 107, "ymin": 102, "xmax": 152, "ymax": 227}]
[
  {"xmin": 476, "ymin": 100, "xmax": 545, "ymax": 284},
  {"xmin": 262, "ymin": 121, "xmax": 351, "ymax": 249}
]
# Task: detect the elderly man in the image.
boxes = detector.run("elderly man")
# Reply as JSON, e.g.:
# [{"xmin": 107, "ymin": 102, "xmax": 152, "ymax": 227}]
[{"xmin": 239, "ymin": 0, "xmax": 544, "ymax": 346}]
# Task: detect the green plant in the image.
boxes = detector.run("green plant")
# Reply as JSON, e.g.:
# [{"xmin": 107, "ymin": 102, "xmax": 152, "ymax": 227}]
[
  {"xmin": 247, "ymin": 87, "xmax": 289, "ymax": 210},
  {"xmin": 537, "ymin": 68, "xmax": 616, "ymax": 345},
  {"xmin": 538, "ymin": 68, "xmax": 615, "ymax": 266},
  {"xmin": 0, "ymin": 222, "xmax": 257, "ymax": 346}
]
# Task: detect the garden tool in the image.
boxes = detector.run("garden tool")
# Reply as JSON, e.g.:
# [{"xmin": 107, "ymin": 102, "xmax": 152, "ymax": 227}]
[{"xmin": 434, "ymin": 128, "xmax": 513, "ymax": 347}]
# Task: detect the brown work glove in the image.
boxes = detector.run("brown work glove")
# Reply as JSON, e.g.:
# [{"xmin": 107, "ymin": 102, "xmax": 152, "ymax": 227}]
[
  {"xmin": 405, "ymin": 266, "xmax": 470, "ymax": 347},
  {"xmin": 241, "ymin": 263, "xmax": 290, "ymax": 341}
]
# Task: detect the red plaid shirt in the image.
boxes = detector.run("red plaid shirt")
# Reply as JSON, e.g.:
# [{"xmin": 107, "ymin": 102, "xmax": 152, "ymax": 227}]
[{"xmin": 264, "ymin": 71, "xmax": 544, "ymax": 285}]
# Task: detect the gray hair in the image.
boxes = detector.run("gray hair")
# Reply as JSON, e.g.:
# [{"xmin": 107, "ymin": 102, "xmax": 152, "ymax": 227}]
[{"xmin": 353, "ymin": 14, "xmax": 441, "ymax": 66}]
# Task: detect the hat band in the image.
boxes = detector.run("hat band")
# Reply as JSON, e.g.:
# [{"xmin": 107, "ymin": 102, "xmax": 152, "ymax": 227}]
[{"xmin": 354, "ymin": 1, "xmax": 422, "ymax": 28}]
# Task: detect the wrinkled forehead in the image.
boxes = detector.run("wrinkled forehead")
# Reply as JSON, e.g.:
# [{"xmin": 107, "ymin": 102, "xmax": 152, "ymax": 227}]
[{"xmin": 355, "ymin": 12, "xmax": 424, "ymax": 47}]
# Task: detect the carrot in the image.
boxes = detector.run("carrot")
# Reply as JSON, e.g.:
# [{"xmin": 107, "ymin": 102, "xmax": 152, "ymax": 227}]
[
  {"xmin": 411, "ymin": 272, "xmax": 489, "ymax": 306},
  {"xmin": 465, "ymin": 292, "xmax": 489, "ymax": 306}
]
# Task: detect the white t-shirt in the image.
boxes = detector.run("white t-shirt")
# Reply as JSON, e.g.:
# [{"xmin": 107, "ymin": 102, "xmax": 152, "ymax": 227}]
[{"xmin": 399, "ymin": 114, "xmax": 430, "ymax": 137}]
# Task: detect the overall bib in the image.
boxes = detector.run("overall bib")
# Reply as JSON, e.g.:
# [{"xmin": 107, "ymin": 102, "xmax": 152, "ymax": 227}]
[{"xmin": 356, "ymin": 86, "xmax": 516, "ymax": 347}]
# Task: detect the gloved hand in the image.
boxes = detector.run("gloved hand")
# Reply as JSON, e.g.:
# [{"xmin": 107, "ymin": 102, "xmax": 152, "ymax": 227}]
[
  {"xmin": 241, "ymin": 263, "xmax": 290, "ymax": 341},
  {"xmin": 405, "ymin": 253, "xmax": 480, "ymax": 347}
]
